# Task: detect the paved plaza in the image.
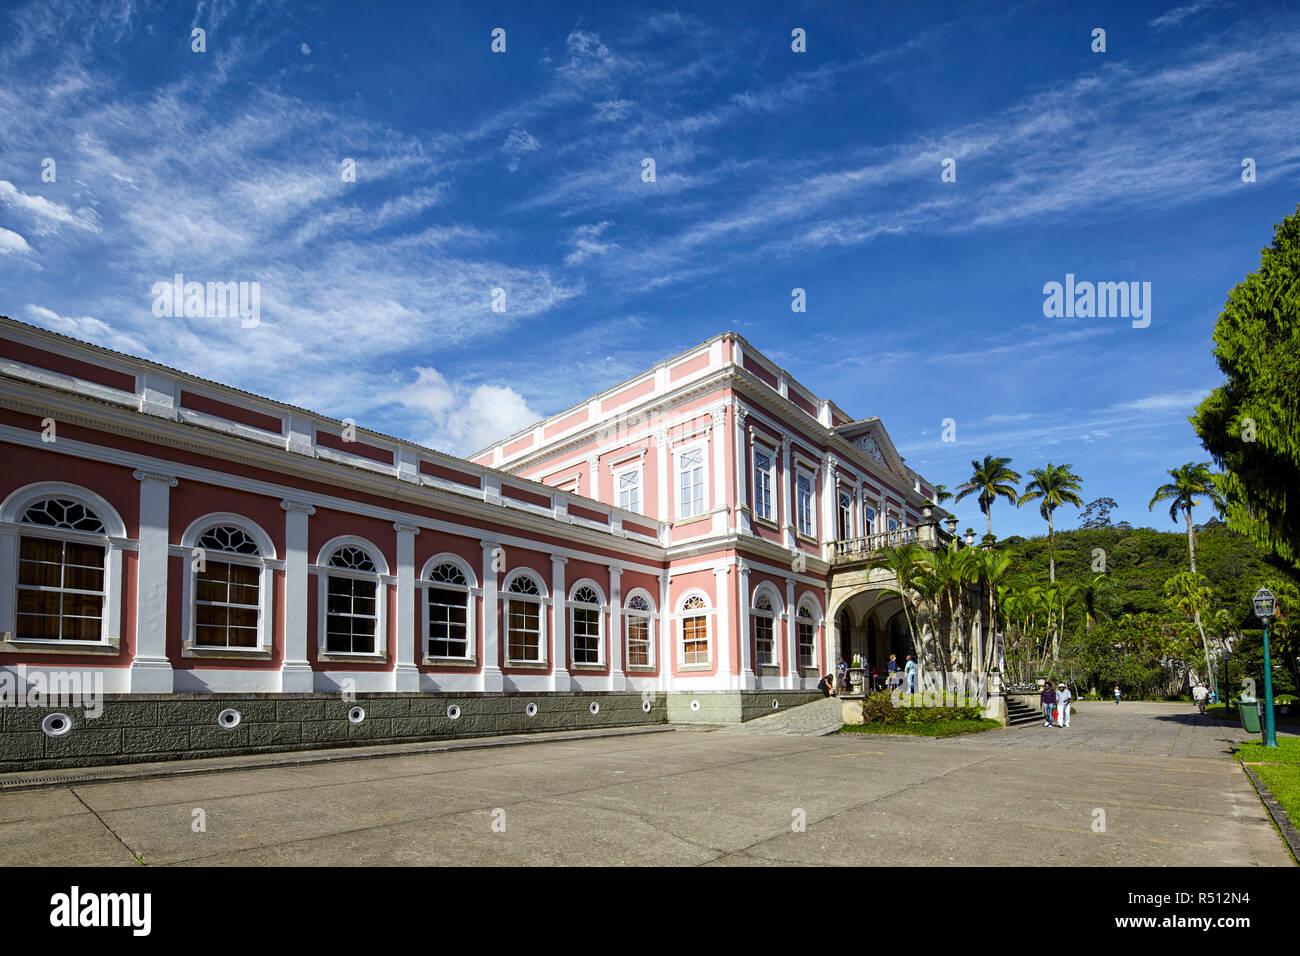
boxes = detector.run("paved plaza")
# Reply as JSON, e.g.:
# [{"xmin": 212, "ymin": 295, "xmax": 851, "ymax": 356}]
[{"xmin": 0, "ymin": 702, "xmax": 1291, "ymax": 866}]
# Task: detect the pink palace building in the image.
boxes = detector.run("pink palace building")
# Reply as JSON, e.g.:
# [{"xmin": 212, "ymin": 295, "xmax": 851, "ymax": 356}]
[{"xmin": 0, "ymin": 315, "xmax": 959, "ymax": 699}]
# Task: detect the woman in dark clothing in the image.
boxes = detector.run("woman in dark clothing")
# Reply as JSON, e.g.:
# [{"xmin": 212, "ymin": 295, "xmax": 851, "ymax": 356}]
[{"xmin": 1041, "ymin": 682, "xmax": 1057, "ymax": 727}]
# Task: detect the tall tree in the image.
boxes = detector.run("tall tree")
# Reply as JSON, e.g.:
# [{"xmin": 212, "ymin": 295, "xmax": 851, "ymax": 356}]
[
  {"xmin": 1018, "ymin": 463, "xmax": 1084, "ymax": 584},
  {"xmin": 1163, "ymin": 571, "xmax": 1218, "ymax": 698},
  {"xmin": 954, "ymin": 455, "xmax": 1022, "ymax": 541},
  {"xmin": 930, "ymin": 484, "xmax": 954, "ymax": 505},
  {"xmin": 1148, "ymin": 462, "xmax": 1224, "ymax": 574},
  {"xmin": 1078, "ymin": 496, "xmax": 1119, "ymax": 530},
  {"xmin": 1192, "ymin": 203, "xmax": 1300, "ymax": 572},
  {"xmin": 865, "ymin": 543, "xmax": 928, "ymax": 684}
]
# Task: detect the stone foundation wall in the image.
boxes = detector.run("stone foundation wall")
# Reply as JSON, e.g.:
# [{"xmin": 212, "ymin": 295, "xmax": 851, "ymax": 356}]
[
  {"xmin": 0, "ymin": 692, "xmax": 666, "ymax": 773},
  {"xmin": 666, "ymin": 690, "xmax": 823, "ymax": 725}
]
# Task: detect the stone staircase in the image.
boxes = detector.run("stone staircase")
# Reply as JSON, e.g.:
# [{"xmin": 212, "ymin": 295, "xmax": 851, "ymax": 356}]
[{"xmin": 1005, "ymin": 696, "xmax": 1042, "ymax": 727}]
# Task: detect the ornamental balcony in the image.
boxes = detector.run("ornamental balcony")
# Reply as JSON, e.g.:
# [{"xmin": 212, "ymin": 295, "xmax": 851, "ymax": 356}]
[{"xmin": 824, "ymin": 521, "xmax": 955, "ymax": 566}]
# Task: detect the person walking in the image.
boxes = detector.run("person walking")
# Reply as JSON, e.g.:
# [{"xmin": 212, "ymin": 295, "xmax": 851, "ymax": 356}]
[
  {"xmin": 1192, "ymin": 682, "xmax": 1208, "ymax": 715},
  {"xmin": 1113, "ymin": 684, "xmax": 1122, "ymax": 705},
  {"xmin": 1041, "ymin": 681, "xmax": 1058, "ymax": 727},
  {"xmin": 904, "ymin": 655, "xmax": 917, "ymax": 695},
  {"xmin": 836, "ymin": 657, "xmax": 849, "ymax": 695},
  {"xmin": 886, "ymin": 654, "xmax": 899, "ymax": 691},
  {"xmin": 1057, "ymin": 682, "xmax": 1072, "ymax": 728}
]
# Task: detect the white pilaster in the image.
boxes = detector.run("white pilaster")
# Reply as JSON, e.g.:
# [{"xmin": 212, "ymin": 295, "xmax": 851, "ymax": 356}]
[
  {"xmin": 608, "ymin": 565, "xmax": 624, "ymax": 691},
  {"xmin": 710, "ymin": 406, "xmax": 728, "ymax": 534},
  {"xmin": 130, "ymin": 471, "xmax": 177, "ymax": 692},
  {"xmin": 654, "ymin": 430, "xmax": 669, "ymax": 522},
  {"xmin": 280, "ymin": 500, "xmax": 316, "ymax": 692},
  {"xmin": 551, "ymin": 555, "xmax": 570, "ymax": 691},
  {"xmin": 392, "ymin": 522, "xmax": 421, "ymax": 691},
  {"xmin": 480, "ymin": 541, "xmax": 504, "ymax": 691},
  {"xmin": 785, "ymin": 576, "xmax": 798, "ymax": 689},
  {"xmin": 734, "ymin": 407, "xmax": 751, "ymax": 535},
  {"xmin": 780, "ymin": 436, "xmax": 796, "ymax": 548},
  {"xmin": 586, "ymin": 455, "xmax": 600, "ymax": 500},
  {"xmin": 658, "ymin": 572, "xmax": 672, "ymax": 692},
  {"xmin": 820, "ymin": 455, "xmax": 838, "ymax": 548},
  {"xmin": 737, "ymin": 561, "xmax": 755, "ymax": 689},
  {"xmin": 712, "ymin": 564, "xmax": 733, "ymax": 688}
]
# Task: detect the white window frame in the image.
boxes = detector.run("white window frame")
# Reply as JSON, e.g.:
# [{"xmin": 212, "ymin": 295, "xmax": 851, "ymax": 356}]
[
  {"xmin": 837, "ymin": 487, "xmax": 854, "ymax": 540},
  {"xmin": 500, "ymin": 568, "xmax": 548, "ymax": 665},
  {"xmin": 795, "ymin": 469, "xmax": 815, "ymax": 538},
  {"xmin": 616, "ymin": 466, "xmax": 643, "ymax": 515},
  {"xmin": 796, "ymin": 598, "xmax": 820, "ymax": 671},
  {"xmin": 0, "ymin": 482, "xmax": 128, "ymax": 653},
  {"xmin": 419, "ymin": 552, "xmax": 480, "ymax": 663},
  {"xmin": 751, "ymin": 583, "xmax": 782, "ymax": 668},
  {"xmin": 180, "ymin": 513, "xmax": 277, "ymax": 659},
  {"xmin": 676, "ymin": 588, "xmax": 713, "ymax": 668},
  {"xmin": 752, "ymin": 443, "xmax": 775, "ymax": 522},
  {"xmin": 863, "ymin": 504, "xmax": 877, "ymax": 535},
  {"xmin": 623, "ymin": 588, "xmax": 657, "ymax": 669},
  {"xmin": 568, "ymin": 579, "xmax": 607, "ymax": 667},
  {"xmin": 313, "ymin": 535, "xmax": 390, "ymax": 662},
  {"xmin": 675, "ymin": 440, "xmax": 708, "ymax": 520}
]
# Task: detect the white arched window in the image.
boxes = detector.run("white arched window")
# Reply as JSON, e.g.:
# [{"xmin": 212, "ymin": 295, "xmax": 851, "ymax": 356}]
[
  {"xmin": 314, "ymin": 537, "xmax": 389, "ymax": 660},
  {"xmin": 797, "ymin": 601, "xmax": 818, "ymax": 670},
  {"xmin": 752, "ymin": 586, "xmax": 778, "ymax": 667},
  {"xmin": 423, "ymin": 554, "xmax": 477, "ymax": 661},
  {"xmin": 0, "ymin": 485, "xmax": 127, "ymax": 650},
  {"xmin": 569, "ymin": 582, "xmax": 605, "ymax": 665},
  {"xmin": 181, "ymin": 514, "xmax": 276, "ymax": 656},
  {"xmin": 502, "ymin": 571, "xmax": 546, "ymax": 664},
  {"xmin": 678, "ymin": 592, "xmax": 711, "ymax": 667},
  {"xmin": 624, "ymin": 590, "xmax": 656, "ymax": 668}
]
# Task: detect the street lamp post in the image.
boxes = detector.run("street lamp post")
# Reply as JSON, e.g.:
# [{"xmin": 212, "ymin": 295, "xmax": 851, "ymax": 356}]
[{"xmin": 1252, "ymin": 587, "xmax": 1278, "ymax": 748}]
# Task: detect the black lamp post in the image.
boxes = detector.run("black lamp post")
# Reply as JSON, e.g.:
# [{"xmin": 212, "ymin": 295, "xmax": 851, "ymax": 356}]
[{"xmin": 1252, "ymin": 588, "xmax": 1278, "ymax": 748}]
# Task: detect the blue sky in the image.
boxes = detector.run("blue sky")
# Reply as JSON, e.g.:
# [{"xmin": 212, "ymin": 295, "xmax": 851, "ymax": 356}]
[{"xmin": 2, "ymin": 0, "xmax": 1298, "ymax": 540}]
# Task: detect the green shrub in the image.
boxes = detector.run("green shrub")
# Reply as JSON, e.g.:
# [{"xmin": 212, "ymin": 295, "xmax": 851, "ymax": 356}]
[{"xmin": 859, "ymin": 695, "xmax": 982, "ymax": 725}]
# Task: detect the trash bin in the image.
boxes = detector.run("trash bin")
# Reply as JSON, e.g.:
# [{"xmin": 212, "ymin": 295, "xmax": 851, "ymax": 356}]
[{"xmin": 1238, "ymin": 697, "xmax": 1260, "ymax": 734}]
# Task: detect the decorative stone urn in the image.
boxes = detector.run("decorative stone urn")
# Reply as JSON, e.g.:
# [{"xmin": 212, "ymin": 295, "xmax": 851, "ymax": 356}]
[{"xmin": 847, "ymin": 667, "xmax": 866, "ymax": 695}]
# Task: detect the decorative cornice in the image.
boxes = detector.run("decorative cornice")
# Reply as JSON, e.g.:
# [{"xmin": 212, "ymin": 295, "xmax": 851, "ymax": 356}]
[
  {"xmin": 393, "ymin": 522, "xmax": 420, "ymax": 534},
  {"xmin": 281, "ymin": 499, "xmax": 316, "ymax": 515}
]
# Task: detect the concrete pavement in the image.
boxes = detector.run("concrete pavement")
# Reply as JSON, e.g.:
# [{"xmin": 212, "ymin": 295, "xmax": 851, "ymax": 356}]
[{"xmin": 0, "ymin": 699, "xmax": 1290, "ymax": 866}]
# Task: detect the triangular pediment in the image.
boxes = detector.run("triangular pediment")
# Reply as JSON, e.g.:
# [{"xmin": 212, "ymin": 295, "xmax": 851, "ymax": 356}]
[{"xmin": 833, "ymin": 418, "xmax": 911, "ymax": 484}]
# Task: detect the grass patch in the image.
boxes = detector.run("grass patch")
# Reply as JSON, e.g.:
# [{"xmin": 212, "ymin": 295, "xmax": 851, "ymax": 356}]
[
  {"xmin": 1235, "ymin": 736, "xmax": 1300, "ymax": 765},
  {"xmin": 840, "ymin": 719, "xmax": 1001, "ymax": 738},
  {"xmin": 1208, "ymin": 702, "xmax": 1300, "ymax": 726},
  {"xmin": 1254, "ymin": 765, "xmax": 1300, "ymax": 832}
]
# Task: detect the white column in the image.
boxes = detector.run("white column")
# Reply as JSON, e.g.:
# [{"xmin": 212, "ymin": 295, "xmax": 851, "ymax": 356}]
[
  {"xmin": 785, "ymin": 576, "xmax": 798, "ymax": 689},
  {"xmin": 734, "ymin": 407, "xmax": 751, "ymax": 535},
  {"xmin": 391, "ymin": 522, "xmax": 421, "ymax": 691},
  {"xmin": 551, "ymin": 555, "xmax": 570, "ymax": 691},
  {"xmin": 130, "ymin": 471, "xmax": 177, "ymax": 692},
  {"xmin": 654, "ymin": 430, "xmax": 669, "ymax": 522},
  {"xmin": 658, "ymin": 572, "xmax": 672, "ymax": 691},
  {"xmin": 737, "ymin": 561, "xmax": 755, "ymax": 689},
  {"xmin": 820, "ymin": 455, "xmax": 838, "ymax": 549},
  {"xmin": 712, "ymin": 564, "xmax": 732, "ymax": 689},
  {"xmin": 710, "ymin": 406, "xmax": 728, "ymax": 534},
  {"xmin": 608, "ymin": 565, "xmax": 624, "ymax": 691},
  {"xmin": 281, "ymin": 500, "xmax": 316, "ymax": 692},
  {"xmin": 586, "ymin": 454, "xmax": 600, "ymax": 500},
  {"xmin": 480, "ymin": 541, "xmax": 504, "ymax": 691},
  {"xmin": 780, "ymin": 437, "xmax": 795, "ymax": 548}
]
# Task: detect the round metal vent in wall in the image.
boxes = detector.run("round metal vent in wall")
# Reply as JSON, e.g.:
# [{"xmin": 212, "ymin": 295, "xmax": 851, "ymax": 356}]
[
  {"xmin": 641, "ymin": 700, "xmax": 652, "ymax": 713},
  {"xmin": 217, "ymin": 708, "xmax": 242, "ymax": 729},
  {"xmin": 446, "ymin": 704, "xmax": 461, "ymax": 720},
  {"xmin": 347, "ymin": 706, "xmax": 366, "ymax": 724},
  {"xmin": 525, "ymin": 702, "xmax": 538, "ymax": 718},
  {"xmin": 772, "ymin": 699, "xmax": 780, "ymax": 709},
  {"xmin": 690, "ymin": 699, "xmax": 700, "ymax": 712},
  {"xmin": 588, "ymin": 701, "xmax": 600, "ymax": 715},
  {"xmin": 41, "ymin": 712, "xmax": 73, "ymax": 737}
]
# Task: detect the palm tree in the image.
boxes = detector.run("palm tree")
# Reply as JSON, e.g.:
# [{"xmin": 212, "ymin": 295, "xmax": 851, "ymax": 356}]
[
  {"xmin": 1163, "ymin": 571, "xmax": 1218, "ymax": 698},
  {"xmin": 954, "ymin": 455, "xmax": 1022, "ymax": 541},
  {"xmin": 973, "ymin": 549, "xmax": 1017, "ymax": 672},
  {"xmin": 1148, "ymin": 462, "xmax": 1224, "ymax": 574},
  {"xmin": 930, "ymin": 484, "xmax": 954, "ymax": 505},
  {"xmin": 1018, "ymin": 463, "xmax": 1084, "ymax": 584},
  {"xmin": 865, "ymin": 543, "xmax": 928, "ymax": 686}
]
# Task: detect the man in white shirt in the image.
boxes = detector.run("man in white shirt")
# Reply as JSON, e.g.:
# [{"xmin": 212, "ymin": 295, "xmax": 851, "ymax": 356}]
[
  {"xmin": 1192, "ymin": 682, "xmax": 1209, "ymax": 715},
  {"xmin": 1056, "ymin": 682, "xmax": 1073, "ymax": 728}
]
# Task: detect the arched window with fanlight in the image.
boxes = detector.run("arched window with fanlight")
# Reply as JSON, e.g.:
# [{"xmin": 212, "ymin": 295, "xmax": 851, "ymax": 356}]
[
  {"xmin": 752, "ymin": 587, "xmax": 777, "ymax": 667},
  {"xmin": 426, "ymin": 560, "xmax": 471, "ymax": 659},
  {"xmin": 1, "ymin": 484, "xmax": 127, "ymax": 651},
  {"xmin": 324, "ymin": 547, "xmax": 377, "ymax": 654},
  {"xmin": 569, "ymin": 583, "xmax": 604, "ymax": 666},
  {"xmin": 14, "ymin": 499, "xmax": 106, "ymax": 641},
  {"xmin": 503, "ymin": 571, "xmax": 546, "ymax": 664},
  {"xmin": 181, "ymin": 514, "xmax": 275, "ymax": 656},
  {"xmin": 624, "ymin": 591, "xmax": 655, "ymax": 668},
  {"xmin": 679, "ymin": 592, "xmax": 711, "ymax": 667},
  {"xmin": 797, "ymin": 602, "xmax": 817, "ymax": 671}
]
